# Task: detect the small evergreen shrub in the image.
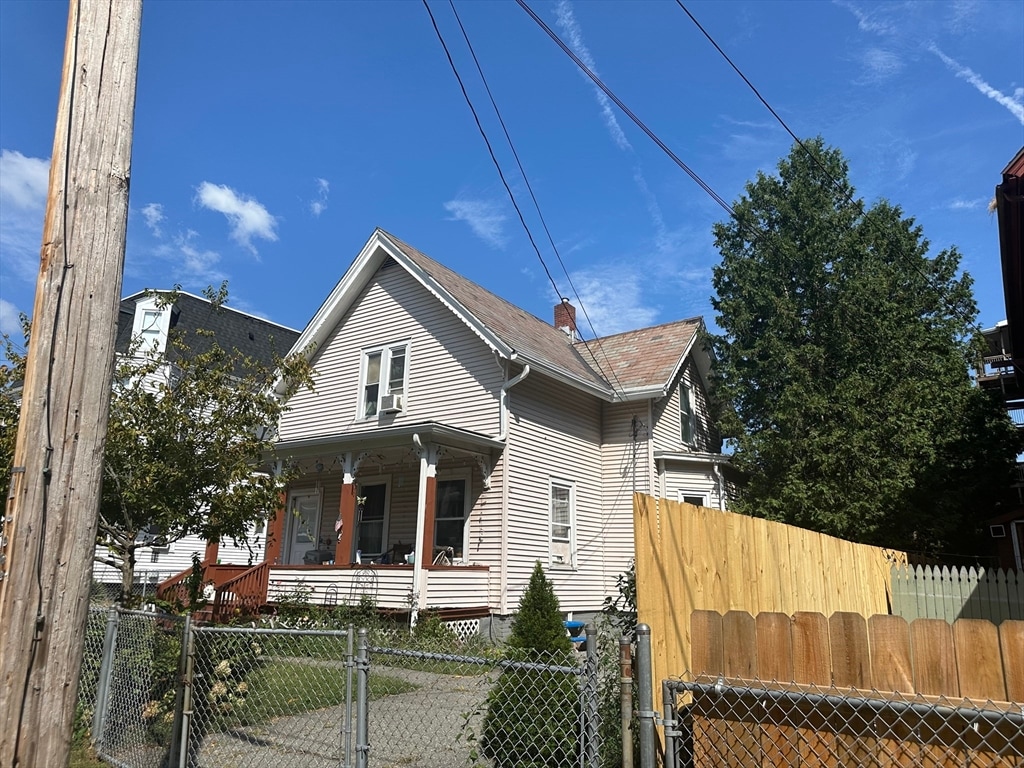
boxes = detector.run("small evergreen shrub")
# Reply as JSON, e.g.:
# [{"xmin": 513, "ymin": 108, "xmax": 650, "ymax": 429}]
[{"xmin": 481, "ymin": 562, "xmax": 579, "ymax": 767}]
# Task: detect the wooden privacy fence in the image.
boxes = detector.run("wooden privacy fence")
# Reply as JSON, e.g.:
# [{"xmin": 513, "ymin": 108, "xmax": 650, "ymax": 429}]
[
  {"xmin": 891, "ymin": 564, "xmax": 1024, "ymax": 624},
  {"xmin": 682, "ymin": 609, "xmax": 1024, "ymax": 767},
  {"xmin": 632, "ymin": 493, "xmax": 907, "ymax": 687}
]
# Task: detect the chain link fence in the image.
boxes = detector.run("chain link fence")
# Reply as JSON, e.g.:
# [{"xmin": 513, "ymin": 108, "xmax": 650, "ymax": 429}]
[
  {"xmin": 364, "ymin": 627, "xmax": 600, "ymax": 768},
  {"xmin": 658, "ymin": 675, "xmax": 1024, "ymax": 767}
]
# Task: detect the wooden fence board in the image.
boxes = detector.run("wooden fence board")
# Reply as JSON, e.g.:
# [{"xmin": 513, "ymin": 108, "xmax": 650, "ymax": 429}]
[
  {"xmin": 756, "ymin": 612, "xmax": 799, "ymax": 766},
  {"xmin": 999, "ymin": 620, "xmax": 1024, "ymax": 703},
  {"xmin": 690, "ymin": 609, "xmax": 723, "ymax": 677},
  {"xmin": 909, "ymin": 619, "xmax": 958, "ymax": 697},
  {"xmin": 829, "ymin": 612, "xmax": 876, "ymax": 765},
  {"xmin": 869, "ymin": 614, "xmax": 918, "ymax": 766},
  {"xmin": 954, "ymin": 619, "xmax": 1006, "ymax": 702}
]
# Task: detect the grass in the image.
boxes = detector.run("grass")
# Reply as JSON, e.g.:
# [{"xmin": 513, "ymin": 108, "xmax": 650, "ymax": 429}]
[
  {"xmin": 215, "ymin": 660, "xmax": 418, "ymax": 728},
  {"xmin": 69, "ymin": 743, "xmax": 104, "ymax": 767}
]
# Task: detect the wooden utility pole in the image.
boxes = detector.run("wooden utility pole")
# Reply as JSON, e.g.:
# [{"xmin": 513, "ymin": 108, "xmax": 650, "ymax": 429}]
[{"xmin": 0, "ymin": 1, "xmax": 142, "ymax": 765}]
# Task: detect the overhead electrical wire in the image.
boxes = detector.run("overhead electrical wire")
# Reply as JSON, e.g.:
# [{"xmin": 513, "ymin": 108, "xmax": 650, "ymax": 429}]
[
  {"xmin": 673, "ymin": 0, "xmax": 1016, "ymax": 374},
  {"xmin": 443, "ymin": 0, "xmax": 628, "ymax": 397}
]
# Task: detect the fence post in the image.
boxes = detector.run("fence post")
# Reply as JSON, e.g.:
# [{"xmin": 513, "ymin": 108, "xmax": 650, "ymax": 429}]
[
  {"xmin": 661, "ymin": 681, "xmax": 677, "ymax": 768},
  {"xmin": 620, "ymin": 635, "xmax": 634, "ymax": 768},
  {"xmin": 91, "ymin": 607, "xmax": 120, "ymax": 747},
  {"xmin": 179, "ymin": 622, "xmax": 198, "ymax": 768},
  {"xmin": 355, "ymin": 627, "xmax": 369, "ymax": 768},
  {"xmin": 343, "ymin": 625, "xmax": 354, "ymax": 768},
  {"xmin": 167, "ymin": 613, "xmax": 191, "ymax": 767},
  {"xmin": 636, "ymin": 624, "xmax": 656, "ymax": 768},
  {"xmin": 583, "ymin": 623, "xmax": 600, "ymax": 768}
]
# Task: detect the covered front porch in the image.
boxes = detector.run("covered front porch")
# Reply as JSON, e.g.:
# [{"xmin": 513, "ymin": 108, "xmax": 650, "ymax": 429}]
[{"xmin": 265, "ymin": 423, "xmax": 504, "ymax": 619}]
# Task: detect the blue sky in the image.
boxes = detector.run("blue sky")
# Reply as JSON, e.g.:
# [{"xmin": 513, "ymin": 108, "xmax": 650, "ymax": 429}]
[{"xmin": 1, "ymin": 0, "xmax": 1022, "ymax": 352}]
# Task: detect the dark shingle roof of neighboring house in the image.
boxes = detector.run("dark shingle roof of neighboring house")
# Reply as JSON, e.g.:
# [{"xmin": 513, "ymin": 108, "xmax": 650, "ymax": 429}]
[{"xmin": 116, "ymin": 291, "xmax": 300, "ymax": 372}]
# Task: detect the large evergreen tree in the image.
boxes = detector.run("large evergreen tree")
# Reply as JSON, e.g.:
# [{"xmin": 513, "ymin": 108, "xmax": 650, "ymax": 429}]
[{"xmin": 709, "ymin": 138, "xmax": 1021, "ymax": 556}]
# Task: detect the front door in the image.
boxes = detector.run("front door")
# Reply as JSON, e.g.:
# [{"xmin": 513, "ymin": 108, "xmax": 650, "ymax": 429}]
[
  {"xmin": 286, "ymin": 490, "xmax": 321, "ymax": 564},
  {"xmin": 355, "ymin": 482, "xmax": 388, "ymax": 561}
]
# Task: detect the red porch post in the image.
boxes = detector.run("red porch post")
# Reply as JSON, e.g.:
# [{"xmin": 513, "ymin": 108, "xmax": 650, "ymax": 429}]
[
  {"xmin": 336, "ymin": 480, "xmax": 357, "ymax": 564},
  {"xmin": 203, "ymin": 539, "xmax": 220, "ymax": 564},
  {"xmin": 264, "ymin": 490, "xmax": 286, "ymax": 565}
]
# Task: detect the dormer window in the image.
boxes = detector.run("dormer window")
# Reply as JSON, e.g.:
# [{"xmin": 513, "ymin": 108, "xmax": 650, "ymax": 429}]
[
  {"xmin": 361, "ymin": 343, "xmax": 408, "ymax": 419},
  {"xmin": 131, "ymin": 298, "xmax": 172, "ymax": 356}
]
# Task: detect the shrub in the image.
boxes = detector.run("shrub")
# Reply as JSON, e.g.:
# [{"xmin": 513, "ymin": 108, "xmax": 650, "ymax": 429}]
[{"xmin": 480, "ymin": 562, "xmax": 579, "ymax": 767}]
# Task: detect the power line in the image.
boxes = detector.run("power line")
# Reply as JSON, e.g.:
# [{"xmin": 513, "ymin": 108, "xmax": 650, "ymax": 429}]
[
  {"xmin": 673, "ymin": 0, "xmax": 1016, "ymax": 375},
  {"xmin": 444, "ymin": 0, "xmax": 627, "ymax": 396}
]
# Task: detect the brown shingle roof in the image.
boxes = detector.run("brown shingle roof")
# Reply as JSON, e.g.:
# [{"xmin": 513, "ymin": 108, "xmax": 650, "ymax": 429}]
[
  {"xmin": 383, "ymin": 232, "xmax": 613, "ymax": 393},
  {"xmin": 579, "ymin": 319, "xmax": 701, "ymax": 392}
]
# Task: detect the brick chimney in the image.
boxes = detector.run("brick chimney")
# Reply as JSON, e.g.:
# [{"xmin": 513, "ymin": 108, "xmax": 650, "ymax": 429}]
[{"xmin": 554, "ymin": 298, "xmax": 578, "ymax": 341}]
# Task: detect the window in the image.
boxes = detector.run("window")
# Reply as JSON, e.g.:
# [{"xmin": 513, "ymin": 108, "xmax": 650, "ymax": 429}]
[
  {"xmin": 356, "ymin": 482, "xmax": 388, "ymax": 558},
  {"xmin": 361, "ymin": 343, "xmax": 408, "ymax": 419},
  {"xmin": 677, "ymin": 490, "xmax": 708, "ymax": 507},
  {"xmin": 680, "ymin": 381, "xmax": 696, "ymax": 446},
  {"xmin": 139, "ymin": 310, "xmax": 162, "ymax": 352},
  {"xmin": 434, "ymin": 477, "xmax": 469, "ymax": 559},
  {"xmin": 550, "ymin": 480, "xmax": 575, "ymax": 567}
]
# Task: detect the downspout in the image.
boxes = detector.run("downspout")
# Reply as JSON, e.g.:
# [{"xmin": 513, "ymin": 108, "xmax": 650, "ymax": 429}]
[
  {"xmin": 498, "ymin": 360, "xmax": 530, "ymax": 616},
  {"xmin": 411, "ymin": 433, "xmax": 427, "ymax": 628},
  {"xmin": 712, "ymin": 461, "xmax": 726, "ymax": 511}
]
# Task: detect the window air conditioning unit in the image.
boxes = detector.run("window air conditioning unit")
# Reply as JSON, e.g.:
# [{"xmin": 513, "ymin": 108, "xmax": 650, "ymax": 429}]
[{"xmin": 380, "ymin": 393, "xmax": 404, "ymax": 414}]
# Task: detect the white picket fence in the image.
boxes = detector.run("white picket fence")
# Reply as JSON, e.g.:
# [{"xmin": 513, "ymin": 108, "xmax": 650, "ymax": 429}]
[{"xmin": 890, "ymin": 564, "xmax": 1023, "ymax": 624}]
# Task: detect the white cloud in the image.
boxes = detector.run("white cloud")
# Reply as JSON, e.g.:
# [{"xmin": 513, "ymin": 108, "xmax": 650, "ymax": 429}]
[
  {"xmin": 443, "ymin": 198, "xmax": 508, "ymax": 248},
  {"xmin": 554, "ymin": 0, "xmax": 631, "ymax": 151},
  {"xmin": 174, "ymin": 230, "xmax": 225, "ymax": 284},
  {"xmin": 834, "ymin": 1, "xmax": 897, "ymax": 36},
  {"xmin": 929, "ymin": 45, "xmax": 1024, "ymax": 124},
  {"xmin": 561, "ymin": 264, "xmax": 659, "ymax": 337},
  {"xmin": 947, "ymin": 196, "xmax": 988, "ymax": 211},
  {"xmin": 310, "ymin": 177, "xmax": 329, "ymax": 217},
  {"xmin": 196, "ymin": 182, "xmax": 278, "ymax": 254},
  {"xmin": 0, "ymin": 298, "xmax": 23, "ymax": 343},
  {"xmin": 140, "ymin": 202, "xmax": 165, "ymax": 238},
  {"xmin": 858, "ymin": 48, "xmax": 904, "ymax": 83},
  {"xmin": 0, "ymin": 150, "xmax": 49, "ymax": 284}
]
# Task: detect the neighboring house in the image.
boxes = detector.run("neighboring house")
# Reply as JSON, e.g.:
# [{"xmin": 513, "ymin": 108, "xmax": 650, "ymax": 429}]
[
  {"xmin": 979, "ymin": 147, "xmax": 1024, "ymax": 570},
  {"xmin": 92, "ymin": 290, "xmax": 300, "ymax": 587},
  {"xmin": 206, "ymin": 228, "xmax": 733, "ymax": 626}
]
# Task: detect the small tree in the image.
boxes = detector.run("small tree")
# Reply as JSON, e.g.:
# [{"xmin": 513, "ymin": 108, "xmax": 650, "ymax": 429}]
[{"xmin": 481, "ymin": 561, "xmax": 578, "ymax": 767}]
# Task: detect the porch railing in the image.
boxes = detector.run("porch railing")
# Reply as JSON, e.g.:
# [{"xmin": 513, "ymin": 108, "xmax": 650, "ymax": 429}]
[
  {"xmin": 155, "ymin": 562, "xmax": 253, "ymax": 609},
  {"xmin": 213, "ymin": 562, "xmax": 270, "ymax": 622}
]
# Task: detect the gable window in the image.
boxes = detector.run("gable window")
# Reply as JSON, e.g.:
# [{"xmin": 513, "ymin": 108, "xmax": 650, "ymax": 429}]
[
  {"xmin": 550, "ymin": 479, "xmax": 575, "ymax": 568},
  {"xmin": 434, "ymin": 476, "xmax": 469, "ymax": 559},
  {"xmin": 680, "ymin": 381, "xmax": 696, "ymax": 446},
  {"xmin": 361, "ymin": 343, "xmax": 408, "ymax": 419}
]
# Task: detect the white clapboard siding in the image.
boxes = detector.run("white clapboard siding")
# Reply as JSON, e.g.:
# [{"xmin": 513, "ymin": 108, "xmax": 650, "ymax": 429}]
[
  {"xmin": 268, "ymin": 567, "xmax": 416, "ymax": 610},
  {"xmin": 423, "ymin": 568, "xmax": 491, "ymax": 609},
  {"xmin": 599, "ymin": 400, "xmax": 651, "ymax": 595},
  {"xmin": 651, "ymin": 360, "xmax": 716, "ymax": 453},
  {"xmin": 504, "ymin": 373, "xmax": 606, "ymax": 613},
  {"xmin": 467, "ymin": 450, "xmax": 506, "ymax": 608},
  {"xmin": 279, "ymin": 262, "xmax": 503, "ymax": 441},
  {"xmin": 93, "ymin": 532, "xmax": 209, "ymax": 584}
]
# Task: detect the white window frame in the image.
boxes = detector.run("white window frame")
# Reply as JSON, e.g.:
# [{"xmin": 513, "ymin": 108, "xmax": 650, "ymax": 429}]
[
  {"xmin": 549, "ymin": 478, "xmax": 576, "ymax": 569},
  {"xmin": 359, "ymin": 342, "xmax": 409, "ymax": 420},
  {"xmin": 433, "ymin": 470, "xmax": 471, "ymax": 561},
  {"xmin": 680, "ymin": 380, "xmax": 696, "ymax": 447},
  {"xmin": 677, "ymin": 490, "xmax": 709, "ymax": 507},
  {"xmin": 131, "ymin": 297, "xmax": 172, "ymax": 356}
]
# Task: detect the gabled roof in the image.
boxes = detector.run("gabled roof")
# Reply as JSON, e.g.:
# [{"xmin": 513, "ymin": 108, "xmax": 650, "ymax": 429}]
[
  {"xmin": 580, "ymin": 318, "xmax": 703, "ymax": 397},
  {"xmin": 287, "ymin": 228, "xmax": 709, "ymax": 401},
  {"xmin": 117, "ymin": 290, "xmax": 300, "ymax": 372}
]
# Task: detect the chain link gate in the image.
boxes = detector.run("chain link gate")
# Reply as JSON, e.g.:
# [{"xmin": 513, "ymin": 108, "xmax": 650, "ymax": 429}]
[{"xmin": 182, "ymin": 625, "xmax": 356, "ymax": 768}]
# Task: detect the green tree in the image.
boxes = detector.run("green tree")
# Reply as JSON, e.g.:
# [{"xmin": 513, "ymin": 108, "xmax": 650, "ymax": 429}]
[
  {"xmin": 0, "ymin": 316, "xmax": 29, "ymax": 504},
  {"xmin": 481, "ymin": 562, "xmax": 578, "ymax": 767},
  {"xmin": 709, "ymin": 138, "xmax": 1021, "ymax": 557},
  {"xmin": 97, "ymin": 289, "xmax": 313, "ymax": 602}
]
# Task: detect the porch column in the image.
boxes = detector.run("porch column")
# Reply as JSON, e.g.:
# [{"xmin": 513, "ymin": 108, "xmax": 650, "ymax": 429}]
[
  {"xmin": 265, "ymin": 490, "xmax": 286, "ymax": 566},
  {"xmin": 203, "ymin": 539, "xmax": 220, "ymax": 564},
  {"xmin": 335, "ymin": 452, "xmax": 358, "ymax": 565},
  {"xmin": 411, "ymin": 435, "xmax": 438, "ymax": 624}
]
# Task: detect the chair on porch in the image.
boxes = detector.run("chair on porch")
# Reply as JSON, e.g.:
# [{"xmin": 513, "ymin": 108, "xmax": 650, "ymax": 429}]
[
  {"xmin": 349, "ymin": 566, "xmax": 378, "ymax": 606},
  {"xmin": 386, "ymin": 541, "xmax": 413, "ymax": 565}
]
